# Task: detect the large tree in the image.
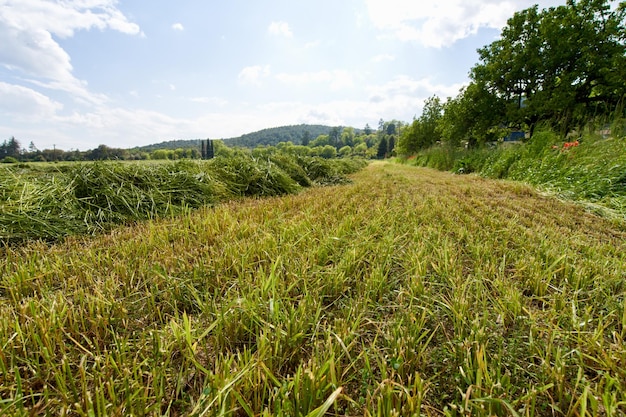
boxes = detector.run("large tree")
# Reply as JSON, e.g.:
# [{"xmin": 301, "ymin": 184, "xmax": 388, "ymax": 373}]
[
  {"xmin": 438, "ymin": 82, "xmax": 506, "ymax": 147},
  {"xmin": 1, "ymin": 137, "xmax": 21, "ymax": 159},
  {"xmin": 397, "ymin": 96, "xmax": 443, "ymax": 154},
  {"xmin": 471, "ymin": 0, "xmax": 626, "ymax": 135}
]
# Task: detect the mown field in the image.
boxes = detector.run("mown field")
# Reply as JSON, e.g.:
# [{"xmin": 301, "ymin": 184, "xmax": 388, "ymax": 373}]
[{"xmin": 1, "ymin": 162, "xmax": 625, "ymax": 416}]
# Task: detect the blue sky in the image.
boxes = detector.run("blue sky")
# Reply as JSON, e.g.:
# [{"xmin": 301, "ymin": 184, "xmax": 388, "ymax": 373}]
[{"xmin": 1, "ymin": 0, "xmax": 565, "ymax": 151}]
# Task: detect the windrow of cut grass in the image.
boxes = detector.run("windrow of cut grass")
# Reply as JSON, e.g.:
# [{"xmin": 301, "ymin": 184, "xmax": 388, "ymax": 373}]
[
  {"xmin": 0, "ymin": 155, "xmax": 367, "ymax": 244},
  {"xmin": 403, "ymin": 132, "xmax": 626, "ymax": 219},
  {"xmin": 1, "ymin": 162, "xmax": 625, "ymax": 415}
]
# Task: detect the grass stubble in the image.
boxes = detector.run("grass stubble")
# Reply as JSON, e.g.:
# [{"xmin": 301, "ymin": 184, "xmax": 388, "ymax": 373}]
[{"xmin": 1, "ymin": 162, "xmax": 625, "ymax": 416}]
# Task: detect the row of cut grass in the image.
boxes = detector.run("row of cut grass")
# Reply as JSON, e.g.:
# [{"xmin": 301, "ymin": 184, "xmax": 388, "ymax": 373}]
[{"xmin": 0, "ymin": 155, "xmax": 367, "ymax": 244}]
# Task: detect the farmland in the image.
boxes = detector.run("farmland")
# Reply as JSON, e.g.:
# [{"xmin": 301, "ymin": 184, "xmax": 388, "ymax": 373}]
[{"xmin": 1, "ymin": 160, "xmax": 625, "ymax": 416}]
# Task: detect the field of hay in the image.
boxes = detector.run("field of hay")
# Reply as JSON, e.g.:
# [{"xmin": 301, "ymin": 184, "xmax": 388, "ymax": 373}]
[{"xmin": 1, "ymin": 161, "xmax": 625, "ymax": 416}]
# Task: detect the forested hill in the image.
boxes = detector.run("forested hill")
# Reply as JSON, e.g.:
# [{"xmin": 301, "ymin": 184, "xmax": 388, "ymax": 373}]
[
  {"xmin": 133, "ymin": 124, "xmax": 336, "ymax": 152},
  {"xmin": 133, "ymin": 139, "xmax": 202, "ymax": 152},
  {"xmin": 224, "ymin": 124, "xmax": 334, "ymax": 148}
]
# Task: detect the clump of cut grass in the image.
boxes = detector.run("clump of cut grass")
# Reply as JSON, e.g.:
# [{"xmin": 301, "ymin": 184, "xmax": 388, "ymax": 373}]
[
  {"xmin": 296, "ymin": 156, "xmax": 367, "ymax": 185},
  {"xmin": 206, "ymin": 154, "xmax": 300, "ymax": 197}
]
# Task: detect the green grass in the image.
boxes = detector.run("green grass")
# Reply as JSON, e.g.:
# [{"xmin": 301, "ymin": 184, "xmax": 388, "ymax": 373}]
[
  {"xmin": 1, "ymin": 162, "xmax": 625, "ymax": 415},
  {"xmin": 403, "ymin": 131, "xmax": 626, "ymax": 220}
]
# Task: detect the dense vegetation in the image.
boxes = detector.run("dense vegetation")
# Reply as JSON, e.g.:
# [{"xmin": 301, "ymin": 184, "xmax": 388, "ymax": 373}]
[
  {"xmin": 2, "ymin": 124, "xmax": 388, "ymax": 163},
  {"xmin": 0, "ymin": 154, "xmax": 366, "ymax": 244},
  {"xmin": 397, "ymin": 0, "xmax": 626, "ymax": 154},
  {"xmin": 1, "ymin": 162, "xmax": 625, "ymax": 415},
  {"xmin": 402, "ymin": 129, "xmax": 626, "ymax": 220}
]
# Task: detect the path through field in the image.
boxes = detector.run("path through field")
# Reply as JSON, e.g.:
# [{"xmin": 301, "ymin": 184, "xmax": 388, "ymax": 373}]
[{"xmin": 1, "ymin": 162, "xmax": 625, "ymax": 416}]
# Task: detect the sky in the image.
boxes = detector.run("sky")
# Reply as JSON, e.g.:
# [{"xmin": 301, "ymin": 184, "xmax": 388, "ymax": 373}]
[{"xmin": 0, "ymin": 0, "xmax": 566, "ymax": 151}]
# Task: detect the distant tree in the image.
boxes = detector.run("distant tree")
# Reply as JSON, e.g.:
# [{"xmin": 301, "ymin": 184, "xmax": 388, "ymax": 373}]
[
  {"xmin": 439, "ymin": 82, "xmax": 505, "ymax": 147},
  {"xmin": 353, "ymin": 142, "xmax": 368, "ymax": 157},
  {"xmin": 329, "ymin": 127, "xmax": 341, "ymax": 148},
  {"xmin": 201, "ymin": 139, "xmax": 215, "ymax": 159},
  {"xmin": 387, "ymin": 135, "xmax": 395, "ymax": 155},
  {"xmin": 340, "ymin": 127, "xmax": 355, "ymax": 147},
  {"xmin": 89, "ymin": 144, "xmax": 112, "ymax": 160},
  {"xmin": 310, "ymin": 134, "xmax": 330, "ymax": 147},
  {"xmin": 320, "ymin": 145, "xmax": 337, "ymax": 159},
  {"xmin": 151, "ymin": 149, "xmax": 169, "ymax": 160},
  {"xmin": 364, "ymin": 123, "xmax": 372, "ymax": 135},
  {"xmin": 301, "ymin": 131, "xmax": 311, "ymax": 146},
  {"xmin": 338, "ymin": 145, "xmax": 352, "ymax": 157},
  {"xmin": 377, "ymin": 136, "xmax": 388, "ymax": 159},
  {"xmin": 2, "ymin": 137, "xmax": 22, "ymax": 159},
  {"xmin": 397, "ymin": 96, "xmax": 443, "ymax": 154}
]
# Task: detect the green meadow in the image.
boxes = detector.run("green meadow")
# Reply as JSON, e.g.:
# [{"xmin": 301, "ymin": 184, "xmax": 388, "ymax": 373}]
[{"xmin": 1, "ymin": 161, "xmax": 625, "ymax": 416}]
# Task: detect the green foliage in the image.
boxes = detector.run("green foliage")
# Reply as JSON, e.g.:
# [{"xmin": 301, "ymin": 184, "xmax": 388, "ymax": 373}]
[
  {"xmin": 1, "ymin": 156, "xmax": 18, "ymax": 164},
  {"xmin": 226, "ymin": 124, "xmax": 335, "ymax": 148},
  {"xmin": 408, "ymin": 129, "xmax": 626, "ymax": 218},
  {"xmin": 408, "ymin": 145, "xmax": 459, "ymax": 171},
  {"xmin": 376, "ymin": 136, "xmax": 388, "ymax": 159},
  {"xmin": 338, "ymin": 145, "xmax": 352, "ymax": 157},
  {"xmin": 397, "ymin": 96, "xmax": 443, "ymax": 155},
  {"xmin": 472, "ymin": 0, "xmax": 626, "ymax": 134}
]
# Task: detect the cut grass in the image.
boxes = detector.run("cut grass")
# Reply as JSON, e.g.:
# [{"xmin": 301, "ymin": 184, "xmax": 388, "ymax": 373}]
[
  {"xmin": 0, "ymin": 162, "xmax": 625, "ymax": 415},
  {"xmin": 0, "ymin": 156, "xmax": 367, "ymax": 244}
]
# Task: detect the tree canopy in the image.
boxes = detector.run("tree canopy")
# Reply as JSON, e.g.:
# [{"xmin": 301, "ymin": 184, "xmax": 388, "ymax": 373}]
[{"xmin": 471, "ymin": 0, "xmax": 626, "ymax": 135}]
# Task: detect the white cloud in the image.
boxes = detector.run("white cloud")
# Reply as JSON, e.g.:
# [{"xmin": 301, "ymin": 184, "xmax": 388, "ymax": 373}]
[
  {"xmin": 238, "ymin": 65, "xmax": 271, "ymax": 86},
  {"xmin": 0, "ymin": 0, "xmax": 141, "ymax": 100},
  {"xmin": 304, "ymin": 40, "xmax": 321, "ymax": 49},
  {"xmin": 275, "ymin": 70, "xmax": 355, "ymax": 91},
  {"xmin": 172, "ymin": 23, "xmax": 184, "ymax": 31},
  {"xmin": 0, "ymin": 82, "xmax": 63, "ymax": 119},
  {"xmin": 367, "ymin": 75, "xmax": 466, "ymax": 101},
  {"xmin": 364, "ymin": 0, "xmax": 563, "ymax": 48},
  {"xmin": 268, "ymin": 21, "xmax": 293, "ymax": 38},
  {"xmin": 372, "ymin": 54, "xmax": 395, "ymax": 63},
  {"xmin": 190, "ymin": 96, "xmax": 229, "ymax": 107}
]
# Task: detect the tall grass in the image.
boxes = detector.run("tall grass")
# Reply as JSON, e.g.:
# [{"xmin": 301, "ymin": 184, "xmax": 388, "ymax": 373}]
[
  {"xmin": 1, "ymin": 162, "xmax": 625, "ymax": 415},
  {"xmin": 404, "ymin": 130, "xmax": 626, "ymax": 218},
  {"xmin": 0, "ymin": 155, "xmax": 367, "ymax": 244}
]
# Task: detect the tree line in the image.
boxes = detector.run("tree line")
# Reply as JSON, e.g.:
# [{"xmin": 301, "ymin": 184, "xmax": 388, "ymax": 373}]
[
  {"xmin": 2, "ymin": 121, "xmax": 400, "ymax": 163},
  {"xmin": 397, "ymin": 0, "xmax": 626, "ymax": 155},
  {"xmin": 0, "ymin": 138, "xmax": 204, "ymax": 163}
]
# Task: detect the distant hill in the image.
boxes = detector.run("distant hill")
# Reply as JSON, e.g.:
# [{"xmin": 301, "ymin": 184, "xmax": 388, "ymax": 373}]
[
  {"xmin": 133, "ymin": 124, "xmax": 339, "ymax": 152},
  {"xmin": 224, "ymin": 124, "xmax": 335, "ymax": 148},
  {"xmin": 132, "ymin": 139, "xmax": 203, "ymax": 152}
]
